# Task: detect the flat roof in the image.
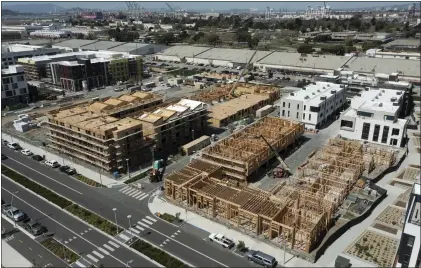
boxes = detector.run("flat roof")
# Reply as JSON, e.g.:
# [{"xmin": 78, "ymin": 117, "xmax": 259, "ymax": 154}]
[
  {"xmin": 53, "ymin": 39, "xmax": 99, "ymax": 49},
  {"xmin": 158, "ymin": 45, "xmax": 212, "ymax": 58},
  {"xmin": 194, "ymin": 48, "xmax": 273, "ymax": 64},
  {"xmin": 350, "ymin": 88, "xmax": 404, "ymax": 113},
  {"xmin": 210, "ymin": 94, "xmax": 269, "ymax": 120},
  {"xmin": 384, "ymin": 38, "xmax": 420, "ymax": 48},
  {"xmin": 107, "ymin": 42, "xmax": 149, "ymax": 52},
  {"xmin": 80, "ymin": 41, "xmax": 126, "ymax": 51},
  {"xmin": 344, "ymin": 57, "xmax": 421, "ymax": 78},
  {"xmin": 257, "ymin": 52, "xmax": 350, "ymax": 70},
  {"xmin": 283, "ymin": 82, "xmax": 343, "ymax": 106}
]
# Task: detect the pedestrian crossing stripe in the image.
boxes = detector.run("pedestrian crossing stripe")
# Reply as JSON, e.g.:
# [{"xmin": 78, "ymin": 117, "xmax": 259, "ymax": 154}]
[
  {"xmin": 141, "ymin": 218, "xmax": 153, "ymax": 225},
  {"xmin": 125, "ymin": 189, "xmax": 137, "ymax": 195},
  {"xmin": 74, "ymin": 261, "xmax": 86, "ymax": 267},
  {"xmin": 138, "ymin": 194, "xmax": 149, "ymax": 201},
  {"xmin": 132, "ymin": 192, "xmax": 144, "ymax": 198},
  {"xmin": 97, "ymin": 247, "xmax": 109, "ymax": 255},
  {"xmin": 108, "ymin": 240, "xmax": 120, "ymax": 248},
  {"xmin": 137, "ymin": 221, "xmax": 149, "ymax": 228},
  {"xmin": 120, "ymin": 186, "xmax": 130, "ymax": 191},
  {"xmin": 129, "ymin": 227, "xmax": 140, "ymax": 234},
  {"xmin": 92, "ymin": 250, "xmax": 104, "ymax": 259},
  {"xmin": 128, "ymin": 190, "xmax": 141, "ymax": 197},
  {"xmin": 135, "ymin": 225, "xmax": 145, "ymax": 231},
  {"xmin": 146, "ymin": 216, "xmax": 157, "ymax": 222},
  {"xmin": 86, "ymin": 254, "xmax": 99, "ymax": 263},
  {"xmin": 103, "ymin": 244, "xmax": 114, "ymax": 251},
  {"xmin": 118, "ymin": 233, "xmax": 130, "ymax": 240}
]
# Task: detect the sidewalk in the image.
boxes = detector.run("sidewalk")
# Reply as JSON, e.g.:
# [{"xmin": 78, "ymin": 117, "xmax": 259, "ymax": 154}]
[
  {"xmin": 148, "ymin": 195, "xmax": 319, "ymax": 267},
  {"xmin": 1, "ymin": 133, "xmax": 124, "ymax": 188},
  {"xmin": 1, "ymin": 240, "xmax": 33, "ymax": 268}
]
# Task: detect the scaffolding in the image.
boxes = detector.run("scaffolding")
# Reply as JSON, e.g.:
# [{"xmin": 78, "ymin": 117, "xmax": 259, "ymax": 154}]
[{"xmin": 165, "ymin": 137, "xmax": 397, "ymax": 253}]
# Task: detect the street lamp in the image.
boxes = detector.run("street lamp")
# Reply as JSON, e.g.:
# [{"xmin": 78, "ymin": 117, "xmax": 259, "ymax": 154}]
[
  {"xmin": 10, "ymin": 190, "xmax": 19, "ymax": 227},
  {"xmin": 126, "ymin": 158, "xmax": 130, "ymax": 178},
  {"xmin": 127, "ymin": 215, "xmax": 133, "ymax": 238},
  {"xmin": 112, "ymin": 208, "xmax": 119, "ymax": 235},
  {"xmin": 126, "ymin": 260, "xmax": 133, "ymax": 268}
]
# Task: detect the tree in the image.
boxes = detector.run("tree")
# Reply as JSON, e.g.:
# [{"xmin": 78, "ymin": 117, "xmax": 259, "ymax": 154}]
[
  {"xmin": 345, "ymin": 38, "xmax": 354, "ymax": 47},
  {"xmin": 237, "ymin": 30, "xmax": 251, "ymax": 43},
  {"xmin": 370, "ymin": 17, "xmax": 377, "ymax": 26},
  {"xmin": 207, "ymin": 34, "xmax": 221, "ymax": 47},
  {"xmin": 297, "ymin": 44, "xmax": 314, "ymax": 54},
  {"xmin": 192, "ymin": 31, "xmax": 205, "ymax": 42},
  {"xmin": 248, "ymin": 36, "xmax": 260, "ymax": 49},
  {"xmin": 157, "ymin": 33, "xmax": 175, "ymax": 45},
  {"xmin": 76, "ymin": 33, "xmax": 85, "ymax": 39},
  {"xmin": 85, "ymin": 32, "xmax": 97, "ymax": 40}
]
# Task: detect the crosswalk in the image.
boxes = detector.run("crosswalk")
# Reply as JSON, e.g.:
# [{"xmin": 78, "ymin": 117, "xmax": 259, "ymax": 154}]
[
  {"xmin": 114, "ymin": 216, "xmax": 157, "ymax": 244},
  {"xmin": 71, "ymin": 240, "xmax": 120, "ymax": 267},
  {"xmin": 118, "ymin": 185, "xmax": 149, "ymax": 201}
]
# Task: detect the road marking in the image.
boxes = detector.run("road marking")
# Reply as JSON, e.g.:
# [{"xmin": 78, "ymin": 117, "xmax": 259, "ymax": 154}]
[
  {"xmin": 68, "ymin": 238, "xmax": 73, "ymax": 242},
  {"xmin": 103, "ymin": 244, "xmax": 114, "ymax": 251},
  {"xmin": 38, "ymin": 255, "xmax": 42, "ymax": 259},
  {"xmin": 80, "ymin": 232, "xmax": 84, "ymax": 235},
  {"xmin": 124, "ymin": 189, "xmax": 137, "ymax": 195},
  {"xmin": 145, "ymin": 216, "xmax": 157, "ymax": 222},
  {"xmin": 163, "ymin": 241, "xmax": 167, "ymax": 245},
  {"xmin": 138, "ymin": 194, "xmax": 149, "ymax": 201},
  {"xmin": 6, "ymin": 158, "xmax": 83, "ymax": 195},
  {"xmin": 118, "ymin": 233, "xmax": 130, "ymax": 240},
  {"xmin": 75, "ymin": 261, "xmax": 86, "ymax": 267},
  {"xmin": 108, "ymin": 241, "xmax": 119, "ymax": 248},
  {"xmin": 64, "ymin": 240, "xmax": 68, "ymax": 244},
  {"xmin": 177, "ymin": 230, "xmax": 181, "ymax": 233},
  {"xmin": 73, "ymin": 236, "xmax": 77, "ymax": 239},
  {"xmin": 160, "ymin": 244, "xmax": 163, "ymax": 247},
  {"xmin": 88, "ymin": 228, "xmax": 92, "ymax": 231},
  {"xmin": 121, "ymin": 188, "xmax": 133, "ymax": 194},
  {"xmin": 203, "ymin": 238, "xmax": 207, "ymax": 241},
  {"xmin": 141, "ymin": 218, "xmax": 153, "ymax": 225},
  {"xmin": 128, "ymin": 190, "xmax": 141, "ymax": 197},
  {"xmin": 28, "ymin": 247, "xmax": 32, "ymax": 251},
  {"xmin": 97, "ymin": 247, "xmax": 109, "ymax": 255},
  {"xmin": 131, "ymin": 192, "xmax": 144, "ymax": 199},
  {"xmin": 92, "ymin": 250, "xmax": 104, "ymax": 259},
  {"xmin": 174, "ymin": 232, "xmax": 178, "ymax": 236},
  {"xmin": 137, "ymin": 222, "xmax": 149, "ymax": 228},
  {"xmin": 86, "ymin": 254, "xmax": 99, "ymax": 263},
  {"xmin": 19, "ymin": 240, "xmax": 23, "ymax": 243},
  {"xmin": 85, "ymin": 230, "xmax": 88, "ymax": 233},
  {"xmin": 135, "ymin": 225, "xmax": 144, "ymax": 231},
  {"xmin": 119, "ymin": 186, "xmax": 130, "ymax": 192},
  {"xmin": 129, "ymin": 228, "xmax": 140, "ymax": 234},
  {"xmin": 171, "ymin": 235, "xmax": 175, "ymax": 238},
  {"xmin": 135, "ymin": 193, "xmax": 147, "ymax": 200}
]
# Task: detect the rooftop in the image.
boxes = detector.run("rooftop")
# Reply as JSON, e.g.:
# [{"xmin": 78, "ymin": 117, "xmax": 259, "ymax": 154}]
[
  {"xmin": 80, "ymin": 41, "xmax": 126, "ymax": 51},
  {"xmin": 194, "ymin": 48, "xmax": 273, "ymax": 64},
  {"xmin": 350, "ymin": 88, "xmax": 404, "ymax": 113},
  {"xmin": 282, "ymin": 81, "xmax": 344, "ymax": 106},
  {"xmin": 256, "ymin": 52, "xmax": 351, "ymax": 70},
  {"xmin": 344, "ymin": 57, "xmax": 421, "ymax": 78},
  {"xmin": 158, "ymin": 45, "xmax": 212, "ymax": 58},
  {"xmin": 106, "ymin": 42, "xmax": 149, "ymax": 52},
  {"xmin": 210, "ymin": 94, "xmax": 269, "ymax": 120},
  {"xmin": 383, "ymin": 38, "xmax": 420, "ymax": 48}
]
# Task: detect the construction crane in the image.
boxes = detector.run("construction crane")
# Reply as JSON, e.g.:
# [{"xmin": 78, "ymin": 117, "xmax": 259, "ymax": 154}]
[
  {"xmin": 257, "ymin": 135, "xmax": 291, "ymax": 176},
  {"xmin": 165, "ymin": 2, "xmax": 176, "ymax": 18},
  {"xmin": 126, "ymin": 1, "xmax": 144, "ymax": 20},
  {"xmin": 229, "ymin": 49, "xmax": 258, "ymax": 98}
]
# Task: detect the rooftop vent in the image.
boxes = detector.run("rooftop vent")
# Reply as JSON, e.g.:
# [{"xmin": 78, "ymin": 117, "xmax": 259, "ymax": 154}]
[
  {"xmin": 323, "ymin": 87, "xmax": 326, "ymax": 89},
  {"xmin": 393, "ymin": 102, "xmax": 399, "ymax": 106},
  {"xmin": 375, "ymin": 96, "xmax": 379, "ymax": 99},
  {"xmin": 305, "ymin": 95, "xmax": 310, "ymax": 99},
  {"xmin": 396, "ymin": 91, "xmax": 402, "ymax": 95},
  {"xmin": 381, "ymin": 89, "xmax": 385, "ymax": 93},
  {"xmin": 379, "ymin": 103, "xmax": 383, "ymax": 107},
  {"xmin": 290, "ymin": 93, "xmax": 295, "ymax": 96},
  {"xmin": 302, "ymin": 87, "xmax": 306, "ymax": 90},
  {"xmin": 391, "ymin": 97, "xmax": 397, "ymax": 102},
  {"xmin": 313, "ymin": 82, "xmax": 316, "ymax": 85},
  {"xmin": 317, "ymin": 90, "xmax": 321, "ymax": 93},
  {"xmin": 340, "ymin": 85, "xmax": 345, "ymax": 88},
  {"xmin": 320, "ymin": 96, "xmax": 327, "ymax": 100},
  {"xmin": 331, "ymin": 90, "xmax": 337, "ymax": 94},
  {"xmin": 312, "ymin": 93, "xmax": 316, "ymax": 95}
]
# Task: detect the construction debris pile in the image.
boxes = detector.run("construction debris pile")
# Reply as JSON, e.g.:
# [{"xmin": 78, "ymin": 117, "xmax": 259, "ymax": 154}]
[{"xmin": 165, "ymin": 135, "xmax": 397, "ymax": 254}]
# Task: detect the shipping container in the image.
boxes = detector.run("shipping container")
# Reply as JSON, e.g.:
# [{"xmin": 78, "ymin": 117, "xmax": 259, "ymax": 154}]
[{"xmin": 180, "ymin": 135, "xmax": 211, "ymax": 156}]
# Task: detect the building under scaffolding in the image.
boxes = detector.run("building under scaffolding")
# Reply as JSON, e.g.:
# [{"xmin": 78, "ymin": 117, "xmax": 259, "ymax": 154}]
[{"xmin": 165, "ymin": 136, "xmax": 397, "ymax": 253}]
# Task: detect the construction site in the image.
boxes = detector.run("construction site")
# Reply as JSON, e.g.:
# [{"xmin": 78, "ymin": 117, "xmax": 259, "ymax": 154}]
[{"xmin": 164, "ymin": 118, "xmax": 398, "ymax": 256}]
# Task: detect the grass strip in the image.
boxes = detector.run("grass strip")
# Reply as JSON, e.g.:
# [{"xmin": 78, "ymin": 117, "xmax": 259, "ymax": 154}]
[
  {"xmin": 75, "ymin": 174, "xmax": 104, "ymax": 187},
  {"xmin": 124, "ymin": 172, "xmax": 148, "ymax": 184},
  {"xmin": 41, "ymin": 237, "xmax": 79, "ymax": 264},
  {"xmin": 2, "ymin": 165, "xmax": 72, "ymax": 208},
  {"xmin": 131, "ymin": 240, "xmax": 189, "ymax": 268},
  {"xmin": 158, "ymin": 213, "xmax": 183, "ymax": 224},
  {"xmin": 65, "ymin": 204, "xmax": 120, "ymax": 236}
]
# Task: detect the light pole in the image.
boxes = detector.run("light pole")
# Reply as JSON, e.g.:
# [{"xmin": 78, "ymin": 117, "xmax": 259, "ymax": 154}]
[
  {"xmin": 126, "ymin": 158, "xmax": 130, "ymax": 178},
  {"xmin": 112, "ymin": 208, "xmax": 119, "ymax": 235},
  {"xmin": 126, "ymin": 260, "xmax": 133, "ymax": 268},
  {"xmin": 10, "ymin": 191, "xmax": 19, "ymax": 227},
  {"xmin": 127, "ymin": 215, "xmax": 133, "ymax": 238}
]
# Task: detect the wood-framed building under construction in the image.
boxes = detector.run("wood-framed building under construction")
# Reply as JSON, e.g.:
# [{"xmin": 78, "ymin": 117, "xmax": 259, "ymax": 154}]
[{"xmin": 165, "ymin": 134, "xmax": 397, "ymax": 253}]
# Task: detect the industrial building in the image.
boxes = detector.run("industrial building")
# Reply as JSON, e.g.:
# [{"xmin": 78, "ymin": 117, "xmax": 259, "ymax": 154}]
[
  {"xmin": 383, "ymin": 39, "xmax": 420, "ymax": 52},
  {"xmin": 137, "ymin": 99, "xmax": 209, "ymax": 152},
  {"xmin": 29, "ymin": 30, "xmax": 71, "ymax": 39},
  {"xmin": 45, "ymin": 92, "xmax": 163, "ymax": 173},
  {"xmin": 154, "ymin": 45, "xmax": 212, "ymax": 62},
  {"xmin": 165, "ymin": 135, "xmax": 396, "ymax": 253},
  {"xmin": 339, "ymin": 88, "xmax": 408, "ymax": 148},
  {"xmin": 1, "ymin": 43, "xmax": 65, "ymax": 69},
  {"xmin": 52, "ymin": 39, "xmax": 100, "ymax": 52},
  {"xmin": 1, "ymin": 65, "xmax": 29, "ymax": 109},
  {"xmin": 279, "ymin": 82, "xmax": 347, "ymax": 130}
]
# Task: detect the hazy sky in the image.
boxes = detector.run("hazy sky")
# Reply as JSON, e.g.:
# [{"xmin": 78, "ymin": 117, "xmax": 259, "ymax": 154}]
[{"xmin": 2, "ymin": 1, "xmax": 414, "ymax": 11}]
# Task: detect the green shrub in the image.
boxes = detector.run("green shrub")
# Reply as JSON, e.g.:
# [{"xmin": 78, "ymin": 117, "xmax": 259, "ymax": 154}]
[
  {"xmin": 41, "ymin": 237, "xmax": 79, "ymax": 263},
  {"xmin": 124, "ymin": 172, "xmax": 148, "ymax": 184},
  {"xmin": 2, "ymin": 165, "xmax": 72, "ymax": 208},
  {"xmin": 131, "ymin": 240, "xmax": 189, "ymax": 268}
]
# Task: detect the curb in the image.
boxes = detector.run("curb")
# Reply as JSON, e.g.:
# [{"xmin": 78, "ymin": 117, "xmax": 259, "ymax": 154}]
[
  {"xmin": 1, "ymin": 214, "xmax": 36, "ymax": 239},
  {"xmin": 2, "ymin": 174, "xmax": 164, "ymax": 268}
]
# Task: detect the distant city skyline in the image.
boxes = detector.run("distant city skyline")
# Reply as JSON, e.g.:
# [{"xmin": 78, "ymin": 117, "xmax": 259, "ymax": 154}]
[{"xmin": 2, "ymin": 1, "xmax": 416, "ymax": 12}]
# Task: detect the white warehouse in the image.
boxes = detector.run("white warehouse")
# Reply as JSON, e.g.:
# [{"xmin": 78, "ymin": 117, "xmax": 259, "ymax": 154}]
[
  {"xmin": 279, "ymin": 81, "xmax": 347, "ymax": 130},
  {"xmin": 339, "ymin": 88, "xmax": 408, "ymax": 148}
]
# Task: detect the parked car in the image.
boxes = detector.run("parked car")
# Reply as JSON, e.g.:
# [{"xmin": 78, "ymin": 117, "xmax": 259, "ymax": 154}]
[
  {"xmin": 45, "ymin": 160, "xmax": 60, "ymax": 168},
  {"xmin": 1, "ymin": 139, "xmax": 9, "ymax": 146},
  {"xmin": 32, "ymin": 155, "xmax": 43, "ymax": 161},
  {"xmin": 21, "ymin": 149, "xmax": 33, "ymax": 156},
  {"xmin": 1, "ymin": 153, "xmax": 7, "ymax": 160},
  {"xmin": 208, "ymin": 233, "xmax": 235, "ymax": 249},
  {"xmin": 59, "ymin": 165, "xmax": 76, "ymax": 175},
  {"xmin": 21, "ymin": 219, "xmax": 47, "ymax": 236},
  {"xmin": 7, "ymin": 142, "xmax": 21, "ymax": 150},
  {"xmin": 3, "ymin": 205, "xmax": 27, "ymax": 222},
  {"xmin": 246, "ymin": 250, "xmax": 277, "ymax": 268}
]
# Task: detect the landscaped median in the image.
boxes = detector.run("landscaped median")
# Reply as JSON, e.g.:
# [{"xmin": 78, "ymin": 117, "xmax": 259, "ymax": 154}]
[
  {"xmin": 41, "ymin": 237, "xmax": 79, "ymax": 264},
  {"xmin": 2, "ymin": 165, "xmax": 191, "ymax": 268},
  {"xmin": 74, "ymin": 174, "xmax": 104, "ymax": 187}
]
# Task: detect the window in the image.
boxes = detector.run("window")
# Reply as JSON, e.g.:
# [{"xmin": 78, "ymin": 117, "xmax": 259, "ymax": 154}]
[
  {"xmin": 282, "ymin": 102, "xmax": 285, "ymax": 108},
  {"xmin": 3, "ymin": 84, "xmax": 9, "ymax": 91},
  {"xmin": 297, "ymin": 104, "xmax": 299, "ymax": 110},
  {"xmin": 384, "ymin": 115, "xmax": 394, "ymax": 121},
  {"xmin": 19, "ymin": 88, "xmax": 27, "ymax": 95},
  {"xmin": 309, "ymin": 106, "xmax": 320, "ymax": 112},
  {"xmin": 372, "ymin": 124, "xmax": 380, "ymax": 142},
  {"xmin": 296, "ymin": 112, "xmax": 299, "ymax": 119},
  {"xmin": 357, "ymin": 111, "xmax": 373, "ymax": 117},
  {"xmin": 304, "ymin": 105, "xmax": 306, "ymax": 111},
  {"xmin": 12, "ymin": 83, "xmax": 18, "ymax": 89},
  {"xmin": 287, "ymin": 111, "xmax": 290, "ymax": 117},
  {"xmin": 288, "ymin": 103, "xmax": 290, "ymax": 108},
  {"xmin": 392, "ymin": 128, "xmax": 400, "ymax": 136},
  {"xmin": 282, "ymin": 110, "xmax": 285, "ymax": 116},
  {"xmin": 5, "ymin": 91, "xmax": 13, "ymax": 97},
  {"xmin": 381, "ymin": 126, "xmax": 389, "ymax": 143},
  {"xmin": 17, "ymin": 75, "xmax": 24, "ymax": 82},
  {"xmin": 340, "ymin": 120, "xmax": 353, "ymax": 128},
  {"xmin": 2, "ymin": 77, "xmax": 9, "ymax": 84},
  {"xmin": 361, "ymin": 123, "xmax": 371, "ymax": 140},
  {"xmin": 303, "ymin": 113, "xmax": 305, "ymax": 120},
  {"xmin": 309, "ymin": 114, "xmax": 311, "ymax": 120}
]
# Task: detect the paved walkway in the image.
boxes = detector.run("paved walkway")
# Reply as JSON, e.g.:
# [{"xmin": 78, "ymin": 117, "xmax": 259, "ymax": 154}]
[
  {"xmin": 1, "ymin": 240, "xmax": 33, "ymax": 268},
  {"xmin": 1, "ymin": 133, "xmax": 124, "ymax": 188},
  {"xmin": 148, "ymin": 195, "xmax": 320, "ymax": 267}
]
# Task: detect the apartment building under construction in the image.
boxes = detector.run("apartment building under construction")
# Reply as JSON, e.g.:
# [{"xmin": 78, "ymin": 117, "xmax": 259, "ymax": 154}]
[{"xmin": 45, "ymin": 92, "xmax": 163, "ymax": 173}]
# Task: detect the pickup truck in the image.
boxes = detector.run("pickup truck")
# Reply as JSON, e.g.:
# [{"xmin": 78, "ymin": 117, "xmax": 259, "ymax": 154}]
[
  {"xmin": 21, "ymin": 219, "xmax": 47, "ymax": 236},
  {"xmin": 208, "ymin": 233, "xmax": 235, "ymax": 249},
  {"xmin": 2, "ymin": 205, "xmax": 27, "ymax": 222}
]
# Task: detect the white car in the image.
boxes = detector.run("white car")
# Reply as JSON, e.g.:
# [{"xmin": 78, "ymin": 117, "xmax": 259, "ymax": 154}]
[
  {"xmin": 21, "ymin": 149, "xmax": 33, "ymax": 156},
  {"xmin": 45, "ymin": 160, "xmax": 60, "ymax": 168},
  {"xmin": 208, "ymin": 233, "xmax": 235, "ymax": 249},
  {"xmin": 7, "ymin": 143, "xmax": 21, "ymax": 150}
]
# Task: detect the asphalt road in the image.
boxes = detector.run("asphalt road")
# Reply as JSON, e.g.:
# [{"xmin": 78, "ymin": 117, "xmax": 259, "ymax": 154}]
[
  {"xmin": 1, "ymin": 177, "xmax": 157, "ymax": 268},
  {"xmin": 1, "ymin": 147, "xmax": 255, "ymax": 268},
  {"xmin": 2, "ymin": 218, "xmax": 67, "ymax": 267}
]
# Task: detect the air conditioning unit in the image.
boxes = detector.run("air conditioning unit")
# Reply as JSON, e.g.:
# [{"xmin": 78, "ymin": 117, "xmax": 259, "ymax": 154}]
[
  {"xmin": 305, "ymin": 95, "xmax": 310, "ymax": 99},
  {"xmin": 396, "ymin": 91, "xmax": 402, "ymax": 95},
  {"xmin": 379, "ymin": 103, "xmax": 383, "ymax": 107},
  {"xmin": 331, "ymin": 90, "xmax": 336, "ymax": 94},
  {"xmin": 381, "ymin": 90, "xmax": 385, "ymax": 93},
  {"xmin": 290, "ymin": 93, "xmax": 295, "ymax": 96}
]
